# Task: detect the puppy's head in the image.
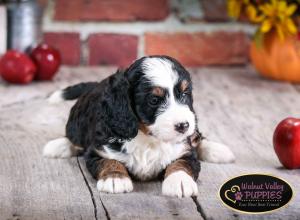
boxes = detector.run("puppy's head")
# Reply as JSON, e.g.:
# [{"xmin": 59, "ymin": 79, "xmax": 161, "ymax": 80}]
[{"xmin": 125, "ymin": 55, "xmax": 196, "ymax": 143}]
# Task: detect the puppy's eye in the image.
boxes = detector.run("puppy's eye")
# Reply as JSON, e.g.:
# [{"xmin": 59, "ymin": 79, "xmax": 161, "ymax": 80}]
[
  {"xmin": 181, "ymin": 91, "xmax": 190, "ymax": 101},
  {"xmin": 148, "ymin": 96, "xmax": 160, "ymax": 106},
  {"xmin": 182, "ymin": 91, "xmax": 189, "ymax": 97}
]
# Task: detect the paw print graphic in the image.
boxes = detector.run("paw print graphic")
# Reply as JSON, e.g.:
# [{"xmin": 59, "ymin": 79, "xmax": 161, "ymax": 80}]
[{"xmin": 235, "ymin": 192, "xmax": 243, "ymax": 201}]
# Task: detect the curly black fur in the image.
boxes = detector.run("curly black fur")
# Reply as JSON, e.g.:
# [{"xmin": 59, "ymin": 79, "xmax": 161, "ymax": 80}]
[{"xmin": 66, "ymin": 70, "xmax": 138, "ymax": 149}]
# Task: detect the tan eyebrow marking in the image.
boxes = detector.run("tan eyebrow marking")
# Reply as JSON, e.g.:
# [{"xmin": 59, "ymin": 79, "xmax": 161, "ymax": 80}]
[
  {"xmin": 152, "ymin": 87, "xmax": 165, "ymax": 97},
  {"xmin": 180, "ymin": 80, "xmax": 189, "ymax": 92}
]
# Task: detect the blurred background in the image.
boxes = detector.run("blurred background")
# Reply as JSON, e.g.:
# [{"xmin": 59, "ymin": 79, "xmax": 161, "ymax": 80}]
[
  {"xmin": 0, "ymin": 0, "xmax": 300, "ymax": 83},
  {"xmin": 0, "ymin": 0, "xmax": 252, "ymax": 68}
]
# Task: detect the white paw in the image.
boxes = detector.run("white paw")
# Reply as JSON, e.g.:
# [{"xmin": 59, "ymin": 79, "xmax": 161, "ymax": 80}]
[
  {"xmin": 48, "ymin": 90, "xmax": 64, "ymax": 104},
  {"xmin": 162, "ymin": 171, "xmax": 198, "ymax": 198},
  {"xmin": 43, "ymin": 137, "xmax": 74, "ymax": 158},
  {"xmin": 97, "ymin": 177, "xmax": 133, "ymax": 193},
  {"xmin": 198, "ymin": 140, "xmax": 235, "ymax": 163}
]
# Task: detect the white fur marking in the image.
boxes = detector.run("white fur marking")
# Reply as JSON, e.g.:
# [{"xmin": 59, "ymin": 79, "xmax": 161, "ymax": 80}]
[
  {"xmin": 148, "ymin": 102, "xmax": 196, "ymax": 143},
  {"xmin": 96, "ymin": 131, "xmax": 188, "ymax": 181},
  {"xmin": 48, "ymin": 90, "xmax": 64, "ymax": 104},
  {"xmin": 199, "ymin": 140, "xmax": 235, "ymax": 163},
  {"xmin": 142, "ymin": 57, "xmax": 196, "ymax": 143},
  {"xmin": 97, "ymin": 177, "xmax": 133, "ymax": 193},
  {"xmin": 43, "ymin": 137, "xmax": 75, "ymax": 158},
  {"xmin": 142, "ymin": 57, "xmax": 178, "ymax": 88},
  {"xmin": 162, "ymin": 171, "xmax": 198, "ymax": 198}
]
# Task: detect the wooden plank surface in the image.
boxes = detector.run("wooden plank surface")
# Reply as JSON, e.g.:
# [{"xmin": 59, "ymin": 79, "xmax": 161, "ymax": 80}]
[
  {"xmin": 192, "ymin": 67, "xmax": 300, "ymax": 220},
  {"xmin": 0, "ymin": 67, "xmax": 202, "ymax": 220},
  {"xmin": 0, "ymin": 66, "xmax": 300, "ymax": 220},
  {"xmin": 0, "ymin": 100, "xmax": 107, "ymax": 220},
  {"xmin": 78, "ymin": 158, "xmax": 203, "ymax": 220},
  {"xmin": 0, "ymin": 67, "xmax": 112, "ymax": 220}
]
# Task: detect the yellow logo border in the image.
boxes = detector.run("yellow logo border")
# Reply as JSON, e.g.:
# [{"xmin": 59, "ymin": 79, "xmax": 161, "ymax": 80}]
[{"xmin": 218, "ymin": 173, "xmax": 294, "ymax": 215}]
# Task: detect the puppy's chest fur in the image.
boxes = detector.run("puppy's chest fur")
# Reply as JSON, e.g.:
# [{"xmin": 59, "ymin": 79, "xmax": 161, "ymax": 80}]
[{"xmin": 98, "ymin": 131, "xmax": 188, "ymax": 180}]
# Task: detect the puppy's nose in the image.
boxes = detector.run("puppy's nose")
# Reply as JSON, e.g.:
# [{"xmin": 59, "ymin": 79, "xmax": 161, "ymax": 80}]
[{"xmin": 175, "ymin": 122, "xmax": 189, "ymax": 134}]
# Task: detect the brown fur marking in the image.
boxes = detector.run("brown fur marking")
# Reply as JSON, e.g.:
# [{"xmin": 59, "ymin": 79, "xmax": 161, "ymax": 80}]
[
  {"xmin": 180, "ymin": 80, "xmax": 189, "ymax": 92},
  {"xmin": 139, "ymin": 123, "xmax": 151, "ymax": 135},
  {"xmin": 152, "ymin": 87, "xmax": 165, "ymax": 97},
  {"xmin": 164, "ymin": 159, "xmax": 193, "ymax": 178},
  {"xmin": 98, "ymin": 159, "xmax": 130, "ymax": 180}
]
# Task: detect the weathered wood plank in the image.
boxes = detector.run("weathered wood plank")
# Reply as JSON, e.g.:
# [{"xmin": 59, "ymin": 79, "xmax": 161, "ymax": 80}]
[
  {"xmin": 0, "ymin": 109, "xmax": 107, "ymax": 220},
  {"xmin": 191, "ymin": 67, "xmax": 300, "ymax": 220},
  {"xmin": 98, "ymin": 185, "xmax": 202, "ymax": 220},
  {"xmin": 78, "ymin": 157, "xmax": 203, "ymax": 220},
  {"xmin": 0, "ymin": 67, "xmax": 202, "ymax": 219},
  {"xmin": 0, "ymin": 80, "xmax": 108, "ymax": 219},
  {"xmin": 0, "ymin": 66, "xmax": 113, "ymax": 108},
  {"xmin": 2, "ymin": 66, "xmax": 300, "ymax": 220}
]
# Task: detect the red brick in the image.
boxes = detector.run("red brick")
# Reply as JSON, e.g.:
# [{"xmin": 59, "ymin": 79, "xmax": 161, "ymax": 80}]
[
  {"xmin": 145, "ymin": 32, "xmax": 250, "ymax": 67},
  {"xmin": 44, "ymin": 32, "xmax": 81, "ymax": 65},
  {"xmin": 37, "ymin": 0, "xmax": 48, "ymax": 8},
  {"xmin": 54, "ymin": 0, "xmax": 169, "ymax": 21},
  {"xmin": 88, "ymin": 34, "xmax": 138, "ymax": 67},
  {"xmin": 201, "ymin": 0, "xmax": 229, "ymax": 21}
]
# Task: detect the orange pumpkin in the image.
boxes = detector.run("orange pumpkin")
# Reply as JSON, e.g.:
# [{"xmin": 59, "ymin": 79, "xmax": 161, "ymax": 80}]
[{"xmin": 250, "ymin": 32, "xmax": 300, "ymax": 83}]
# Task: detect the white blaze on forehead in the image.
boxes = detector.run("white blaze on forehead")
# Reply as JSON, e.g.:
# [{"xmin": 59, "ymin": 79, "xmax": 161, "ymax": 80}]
[
  {"xmin": 141, "ymin": 57, "xmax": 196, "ymax": 143},
  {"xmin": 142, "ymin": 57, "xmax": 178, "ymax": 88}
]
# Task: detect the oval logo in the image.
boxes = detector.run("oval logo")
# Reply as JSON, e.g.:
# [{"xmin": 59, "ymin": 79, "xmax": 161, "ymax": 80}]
[{"xmin": 219, "ymin": 174, "xmax": 293, "ymax": 214}]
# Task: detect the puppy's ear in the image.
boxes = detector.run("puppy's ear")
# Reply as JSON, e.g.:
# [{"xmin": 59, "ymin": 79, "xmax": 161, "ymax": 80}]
[
  {"xmin": 97, "ymin": 71, "xmax": 138, "ymax": 141},
  {"xmin": 124, "ymin": 57, "xmax": 146, "ymax": 84}
]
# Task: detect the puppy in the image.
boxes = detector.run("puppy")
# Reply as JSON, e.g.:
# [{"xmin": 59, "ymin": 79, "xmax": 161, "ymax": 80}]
[{"xmin": 44, "ymin": 55, "xmax": 235, "ymax": 198}]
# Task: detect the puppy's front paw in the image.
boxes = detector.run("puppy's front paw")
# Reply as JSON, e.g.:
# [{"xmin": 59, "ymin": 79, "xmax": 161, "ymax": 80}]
[
  {"xmin": 97, "ymin": 177, "xmax": 133, "ymax": 194},
  {"xmin": 162, "ymin": 171, "xmax": 198, "ymax": 198},
  {"xmin": 199, "ymin": 140, "xmax": 235, "ymax": 164}
]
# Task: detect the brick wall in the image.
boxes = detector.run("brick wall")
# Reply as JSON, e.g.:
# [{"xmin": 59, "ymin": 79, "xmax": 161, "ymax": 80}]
[{"xmin": 41, "ymin": 0, "xmax": 253, "ymax": 67}]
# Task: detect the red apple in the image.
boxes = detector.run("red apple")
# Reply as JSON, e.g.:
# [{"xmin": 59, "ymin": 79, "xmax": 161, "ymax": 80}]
[
  {"xmin": 0, "ymin": 50, "xmax": 36, "ymax": 84},
  {"xmin": 31, "ymin": 44, "xmax": 61, "ymax": 80},
  {"xmin": 273, "ymin": 117, "xmax": 300, "ymax": 169}
]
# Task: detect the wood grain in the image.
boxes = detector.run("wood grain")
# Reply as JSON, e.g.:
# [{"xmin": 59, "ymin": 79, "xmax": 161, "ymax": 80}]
[
  {"xmin": 1, "ymin": 66, "xmax": 300, "ymax": 219},
  {"xmin": 0, "ymin": 67, "xmax": 113, "ymax": 220},
  {"xmin": 0, "ymin": 100, "xmax": 107, "ymax": 220},
  {"xmin": 78, "ymin": 157, "xmax": 203, "ymax": 220},
  {"xmin": 192, "ymin": 67, "xmax": 300, "ymax": 220}
]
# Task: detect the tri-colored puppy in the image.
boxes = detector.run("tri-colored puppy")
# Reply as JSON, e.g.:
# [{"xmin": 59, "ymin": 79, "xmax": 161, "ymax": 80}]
[{"xmin": 44, "ymin": 55, "xmax": 235, "ymax": 198}]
